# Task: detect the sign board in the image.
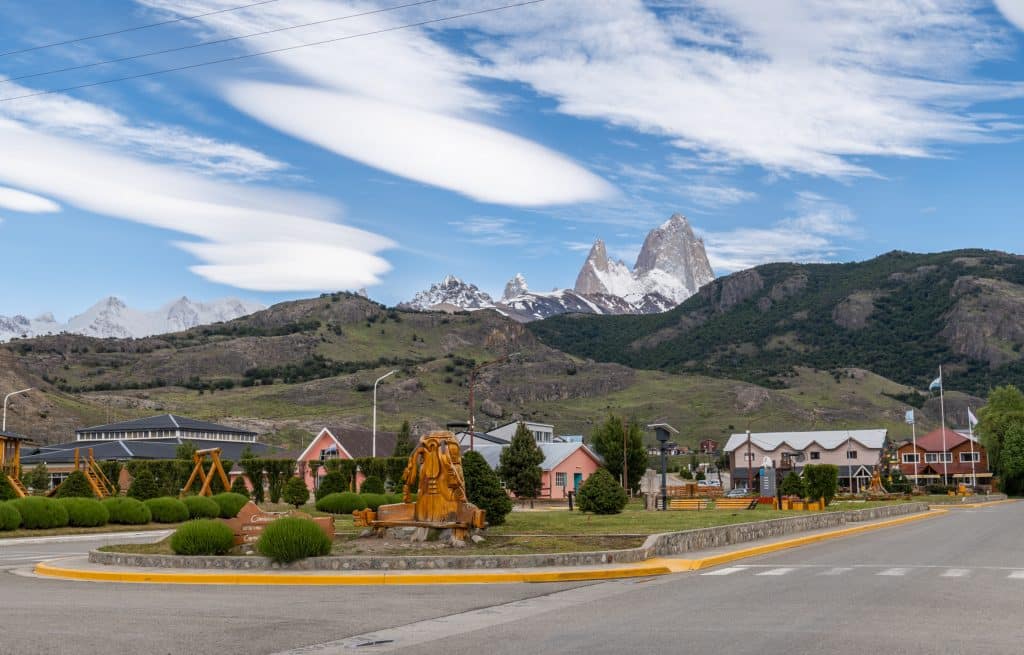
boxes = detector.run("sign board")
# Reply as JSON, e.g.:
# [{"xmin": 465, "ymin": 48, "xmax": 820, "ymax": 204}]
[
  {"xmin": 222, "ymin": 501, "xmax": 334, "ymax": 545},
  {"xmin": 759, "ymin": 458, "xmax": 777, "ymax": 498}
]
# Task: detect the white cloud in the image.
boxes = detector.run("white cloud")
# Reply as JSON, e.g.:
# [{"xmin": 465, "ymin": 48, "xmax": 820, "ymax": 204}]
[
  {"xmin": 683, "ymin": 183, "xmax": 757, "ymax": 209},
  {"xmin": 994, "ymin": 0, "xmax": 1024, "ymax": 31},
  {"xmin": 0, "ymin": 186, "xmax": 59, "ymax": 213},
  {"xmin": 450, "ymin": 217, "xmax": 528, "ymax": 246}
]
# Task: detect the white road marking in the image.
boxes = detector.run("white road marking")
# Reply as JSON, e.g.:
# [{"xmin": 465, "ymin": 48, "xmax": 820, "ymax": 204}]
[
  {"xmin": 701, "ymin": 567, "xmax": 748, "ymax": 576},
  {"xmin": 877, "ymin": 568, "xmax": 909, "ymax": 576},
  {"xmin": 756, "ymin": 567, "xmax": 795, "ymax": 576},
  {"xmin": 941, "ymin": 569, "xmax": 970, "ymax": 578},
  {"xmin": 819, "ymin": 567, "xmax": 854, "ymax": 576}
]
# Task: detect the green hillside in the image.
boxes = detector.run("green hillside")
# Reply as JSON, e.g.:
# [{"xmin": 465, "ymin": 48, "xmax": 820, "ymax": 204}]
[{"xmin": 529, "ymin": 249, "xmax": 1024, "ymax": 396}]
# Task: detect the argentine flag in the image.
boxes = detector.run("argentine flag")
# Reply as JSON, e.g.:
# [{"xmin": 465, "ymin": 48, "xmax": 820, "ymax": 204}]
[
  {"xmin": 968, "ymin": 408, "xmax": 979, "ymax": 428},
  {"xmin": 929, "ymin": 376, "xmax": 942, "ymax": 392}
]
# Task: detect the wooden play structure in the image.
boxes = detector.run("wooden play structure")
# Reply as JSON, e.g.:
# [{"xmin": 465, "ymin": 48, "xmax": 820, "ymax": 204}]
[
  {"xmin": 1, "ymin": 431, "xmax": 28, "ymax": 498},
  {"xmin": 46, "ymin": 448, "xmax": 117, "ymax": 498},
  {"xmin": 354, "ymin": 430, "xmax": 486, "ymax": 540},
  {"xmin": 181, "ymin": 448, "xmax": 231, "ymax": 497}
]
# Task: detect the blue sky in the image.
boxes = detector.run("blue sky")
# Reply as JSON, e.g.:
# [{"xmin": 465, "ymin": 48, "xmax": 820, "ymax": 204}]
[{"xmin": 1, "ymin": 0, "xmax": 1023, "ymax": 319}]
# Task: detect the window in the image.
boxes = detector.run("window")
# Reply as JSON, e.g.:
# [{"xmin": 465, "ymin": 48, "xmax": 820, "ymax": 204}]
[
  {"xmin": 742, "ymin": 452, "xmax": 755, "ymax": 461},
  {"xmin": 902, "ymin": 453, "xmax": 920, "ymax": 464},
  {"xmin": 555, "ymin": 472, "xmax": 567, "ymax": 487},
  {"xmin": 960, "ymin": 452, "xmax": 980, "ymax": 463},
  {"xmin": 925, "ymin": 453, "xmax": 952, "ymax": 463},
  {"xmin": 846, "ymin": 450, "xmax": 857, "ymax": 460},
  {"xmin": 809, "ymin": 452, "xmax": 821, "ymax": 460}
]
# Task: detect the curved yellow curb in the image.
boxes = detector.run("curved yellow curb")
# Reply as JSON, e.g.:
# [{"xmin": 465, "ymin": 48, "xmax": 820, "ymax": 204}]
[{"xmin": 934, "ymin": 499, "xmax": 1018, "ymax": 509}]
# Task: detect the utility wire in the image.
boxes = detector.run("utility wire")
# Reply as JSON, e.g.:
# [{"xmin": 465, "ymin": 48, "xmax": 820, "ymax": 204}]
[
  {"xmin": 1, "ymin": 0, "xmax": 443, "ymax": 85},
  {"xmin": 0, "ymin": 0, "xmax": 546, "ymax": 103},
  {"xmin": 0, "ymin": 0, "xmax": 287, "ymax": 58}
]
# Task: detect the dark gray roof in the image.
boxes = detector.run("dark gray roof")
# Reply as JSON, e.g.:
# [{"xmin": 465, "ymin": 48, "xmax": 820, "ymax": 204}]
[
  {"xmin": 77, "ymin": 414, "xmax": 255, "ymax": 436},
  {"xmin": 0, "ymin": 430, "xmax": 31, "ymax": 441},
  {"xmin": 323, "ymin": 426, "xmax": 397, "ymax": 459},
  {"xmin": 456, "ymin": 431, "xmax": 510, "ymax": 445},
  {"xmin": 20, "ymin": 438, "xmax": 275, "ymax": 465}
]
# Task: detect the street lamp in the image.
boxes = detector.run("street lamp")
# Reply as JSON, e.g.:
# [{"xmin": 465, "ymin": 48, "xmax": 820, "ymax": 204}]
[
  {"xmin": 3, "ymin": 388, "xmax": 32, "ymax": 432},
  {"xmin": 372, "ymin": 371, "xmax": 397, "ymax": 458},
  {"xmin": 648, "ymin": 423, "xmax": 678, "ymax": 511}
]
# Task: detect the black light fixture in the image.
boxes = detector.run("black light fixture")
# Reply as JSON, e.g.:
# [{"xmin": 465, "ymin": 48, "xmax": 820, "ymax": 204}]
[{"xmin": 647, "ymin": 423, "xmax": 679, "ymax": 511}]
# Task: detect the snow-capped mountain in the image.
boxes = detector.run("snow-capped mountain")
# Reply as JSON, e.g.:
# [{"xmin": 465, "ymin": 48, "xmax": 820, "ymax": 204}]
[
  {"xmin": 502, "ymin": 273, "xmax": 529, "ymax": 302},
  {"xmin": 402, "ymin": 275, "xmax": 495, "ymax": 311},
  {"xmin": 0, "ymin": 296, "xmax": 264, "ymax": 341},
  {"xmin": 575, "ymin": 214, "xmax": 714, "ymax": 305}
]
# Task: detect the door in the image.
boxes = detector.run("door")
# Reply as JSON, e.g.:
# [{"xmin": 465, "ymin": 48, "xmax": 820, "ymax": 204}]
[{"xmin": 573, "ymin": 472, "xmax": 583, "ymax": 491}]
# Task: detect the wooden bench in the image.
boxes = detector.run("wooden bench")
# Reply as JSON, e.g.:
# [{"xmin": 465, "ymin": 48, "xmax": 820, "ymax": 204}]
[
  {"xmin": 668, "ymin": 498, "xmax": 710, "ymax": 511},
  {"xmin": 714, "ymin": 498, "xmax": 759, "ymax": 511}
]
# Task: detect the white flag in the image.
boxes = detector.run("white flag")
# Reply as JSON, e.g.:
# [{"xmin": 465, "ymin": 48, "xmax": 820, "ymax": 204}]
[
  {"xmin": 905, "ymin": 410, "xmax": 915, "ymax": 425},
  {"xmin": 968, "ymin": 408, "xmax": 979, "ymax": 428},
  {"xmin": 929, "ymin": 376, "xmax": 942, "ymax": 392}
]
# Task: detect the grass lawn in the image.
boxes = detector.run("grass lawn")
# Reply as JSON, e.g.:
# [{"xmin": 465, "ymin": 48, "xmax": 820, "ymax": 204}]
[{"xmin": 1, "ymin": 522, "xmax": 180, "ymax": 540}]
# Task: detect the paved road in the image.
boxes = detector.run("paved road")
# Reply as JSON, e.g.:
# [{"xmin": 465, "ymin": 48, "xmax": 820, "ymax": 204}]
[{"xmin": 2, "ymin": 504, "xmax": 1021, "ymax": 655}]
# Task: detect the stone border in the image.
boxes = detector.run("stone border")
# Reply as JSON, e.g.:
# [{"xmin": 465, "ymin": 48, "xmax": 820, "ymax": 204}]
[
  {"xmin": 88, "ymin": 501, "xmax": 935, "ymax": 571},
  {"xmin": 929, "ymin": 493, "xmax": 1006, "ymax": 504}
]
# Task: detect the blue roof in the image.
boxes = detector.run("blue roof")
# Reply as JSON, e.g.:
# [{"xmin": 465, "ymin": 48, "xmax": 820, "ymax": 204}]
[{"xmin": 77, "ymin": 414, "xmax": 255, "ymax": 436}]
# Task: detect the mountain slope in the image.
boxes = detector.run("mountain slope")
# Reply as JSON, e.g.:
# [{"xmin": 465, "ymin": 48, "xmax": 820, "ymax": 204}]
[{"xmin": 529, "ymin": 249, "xmax": 1024, "ymax": 395}]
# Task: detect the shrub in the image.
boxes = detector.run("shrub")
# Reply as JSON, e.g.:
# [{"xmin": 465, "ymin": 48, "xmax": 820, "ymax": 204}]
[
  {"xmin": 170, "ymin": 519, "xmax": 235, "ymax": 556},
  {"xmin": 463, "ymin": 450, "xmax": 512, "ymax": 526},
  {"xmin": 926, "ymin": 484, "xmax": 955, "ymax": 495},
  {"xmin": 384, "ymin": 493, "xmax": 405, "ymax": 505},
  {"xmin": 0, "ymin": 476, "xmax": 18, "ymax": 501},
  {"xmin": 102, "ymin": 497, "xmax": 152, "ymax": 525},
  {"xmin": 315, "ymin": 492, "xmax": 366, "ymax": 514},
  {"xmin": 54, "ymin": 471, "xmax": 95, "ymax": 498},
  {"xmin": 803, "ymin": 464, "xmax": 840, "ymax": 505},
  {"xmin": 57, "ymin": 498, "xmax": 109, "ymax": 527},
  {"xmin": 9, "ymin": 497, "xmax": 69, "ymax": 529},
  {"xmin": 0, "ymin": 502, "xmax": 21, "ymax": 530},
  {"xmin": 144, "ymin": 497, "xmax": 190, "ymax": 523},
  {"xmin": 257, "ymin": 517, "xmax": 331, "ymax": 563},
  {"xmin": 211, "ymin": 492, "xmax": 249, "ymax": 518},
  {"xmin": 127, "ymin": 467, "xmax": 161, "ymax": 501},
  {"xmin": 281, "ymin": 477, "xmax": 309, "ymax": 508},
  {"xmin": 576, "ymin": 469, "xmax": 628, "ymax": 515},
  {"xmin": 315, "ymin": 470, "xmax": 348, "ymax": 500},
  {"xmin": 359, "ymin": 475, "xmax": 384, "ymax": 494},
  {"xmin": 182, "ymin": 495, "xmax": 220, "ymax": 519},
  {"xmin": 780, "ymin": 472, "xmax": 806, "ymax": 498},
  {"xmin": 360, "ymin": 493, "xmax": 388, "ymax": 511},
  {"xmin": 229, "ymin": 476, "xmax": 250, "ymax": 496}
]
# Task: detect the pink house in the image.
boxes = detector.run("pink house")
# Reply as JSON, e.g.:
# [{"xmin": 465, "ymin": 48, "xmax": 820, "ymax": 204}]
[
  {"xmin": 471, "ymin": 442, "xmax": 603, "ymax": 499},
  {"xmin": 297, "ymin": 426, "xmax": 396, "ymax": 492}
]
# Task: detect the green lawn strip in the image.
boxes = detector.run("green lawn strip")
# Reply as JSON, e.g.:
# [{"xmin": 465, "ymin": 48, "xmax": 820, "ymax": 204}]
[{"xmin": 1, "ymin": 522, "xmax": 181, "ymax": 540}]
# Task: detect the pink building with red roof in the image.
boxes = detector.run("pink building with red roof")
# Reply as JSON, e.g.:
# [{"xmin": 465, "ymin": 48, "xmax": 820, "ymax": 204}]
[{"xmin": 896, "ymin": 428, "xmax": 991, "ymax": 486}]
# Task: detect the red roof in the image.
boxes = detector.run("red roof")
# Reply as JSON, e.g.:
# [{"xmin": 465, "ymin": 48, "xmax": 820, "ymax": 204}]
[{"xmin": 911, "ymin": 428, "xmax": 971, "ymax": 452}]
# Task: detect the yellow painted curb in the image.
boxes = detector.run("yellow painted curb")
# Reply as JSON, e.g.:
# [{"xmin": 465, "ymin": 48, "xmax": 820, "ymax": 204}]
[
  {"xmin": 33, "ymin": 508, "xmax": 949, "ymax": 586},
  {"xmin": 934, "ymin": 499, "xmax": 1018, "ymax": 509}
]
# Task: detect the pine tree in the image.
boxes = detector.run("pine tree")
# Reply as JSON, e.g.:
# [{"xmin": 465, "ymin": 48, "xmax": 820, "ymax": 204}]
[
  {"xmin": 281, "ymin": 476, "xmax": 310, "ymax": 508},
  {"xmin": 230, "ymin": 475, "xmax": 250, "ymax": 496},
  {"xmin": 589, "ymin": 414, "xmax": 646, "ymax": 494},
  {"xmin": 28, "ymin": 463, "xmax": 49, "ymax": 494},
  {"xmin": 463, "ymin": 450, "xmax": 512, "ymax": 525},
  {"xmin": 55, "ymin": 470, "xmax": 96, "ymax": 498},
  {"xmin": 576, "ymin": 468, "xmax": 628, "ymax": 514},
  {"xmin": 127, "ymin": 467, "xmax": 160, "ymax": 501},
  {"xmin": 394, "ymin": 420, "xmax": 414, "ymax": 458},
  {"xmin": 497, "ymin": 422, "xmax": 544, "ymax": 503}
]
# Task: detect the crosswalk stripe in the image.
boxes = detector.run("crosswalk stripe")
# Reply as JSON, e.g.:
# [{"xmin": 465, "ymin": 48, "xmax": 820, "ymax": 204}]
[
  {"xmin": 756, "ymin": 567, "xmax": 795, "ymax": 576},
  {"xmin": 941, "ymin": 569, "xmax": 970, "ymax": 578},
  {"xmin": 819, "ymin": 567, "xmax": 854, "ymax": 576},
  {"xmin": 701, "ymin": 567, "xmax": 747, "ymax": 576},
  {"xmin": 1007, "ymin": 571, "xmax": 1024, "ymax": 579},
  {"xmin": 878, "ymin": 568, "xmax": 909, "ymax": 576}
]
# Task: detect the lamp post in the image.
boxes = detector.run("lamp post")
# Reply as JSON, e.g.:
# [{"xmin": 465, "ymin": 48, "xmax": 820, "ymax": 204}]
[
  {"xmin": 648, "ymin": 423, "xmax": 678, "ymax": 511},
  {"xmin": 372, "ymin": 371, "xmax": 396, "ymax": 458},
  {"xmin": 3, "ymin": 388, "xmax": 32, "ymax": 432}
]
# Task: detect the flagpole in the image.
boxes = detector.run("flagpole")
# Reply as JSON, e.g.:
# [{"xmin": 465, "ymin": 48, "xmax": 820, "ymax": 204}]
[
  {"xmin": 968, "ymin": 407, "xmax": 977, "ymax": 488},
  {"xmin": 939, "ymin": 365, "xmax": 948, "ymax": 484},
  {"xmin": 911, "ymin": 418, "xmax": 918, "ymax": 488}
]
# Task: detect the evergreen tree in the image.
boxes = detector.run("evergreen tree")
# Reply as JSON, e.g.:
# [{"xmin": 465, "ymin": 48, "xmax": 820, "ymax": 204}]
[
  {"xmin": 394, "ymin": 420, "xmax": 414, "ymax": 458},
  {"xmin": 55, "ymin": 470, "xmax": 95, "ymax": 498},
  {"xmin": 999, "ymin": 424, "xmax": 1024, "ymax": 495},
  {"xmin": 780, "ymin": 471, "xmax": 806, "ymax": 497},
  {"xmin": 316, "ymin": 470, "xmax": 349, "ymax": 500},
  {"xmin": 977, "ymin": 385, "xmax": 1024, "ymax": 477},
  {"xmin": 497, "ymin": 422, "xmax": 544, "ymax": 502},
  {"xmin": 281, "ymin": 476, "xmax": 310, "ymax": 508},
  {"xmin": 0, "ymin": 476, "xmax": 17, "ymax": 501},
  {"xmin": 589, "ymin": 415, "xmax": 647, "ymax": 494},
  {"xmin": 175, "ymin": 441, "xmax": 198, "ymax": 461},
  {"xmin": 28, "ymin": 463, "xmax": 49, "ymax": 494},
  {"xmin": 230, "ymin": 476, "xmax": 250, "ymax": 496},
  {"xmin": 360, "ymin": 475, "xmax": 385, "ymax": 494},
  {"xmin": 576, "ymin": 468, "xmax": 628, "ymax": 514},
  {"xmin": 463, "ymin": 450, "xmax": 512, "ymax": 526},
  {"xmin": 127, "ymin": 467, "xmax": 160, "ymax": 501}
]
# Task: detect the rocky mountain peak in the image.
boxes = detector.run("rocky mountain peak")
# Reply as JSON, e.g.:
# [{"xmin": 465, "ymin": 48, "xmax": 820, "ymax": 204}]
[
  {"xmin": 503, "ymin": 273, "xmax": 529, "ymax": 301},
  {"xmin": 404, "ymin": 275, "xmax": 495, "ymax": 311}
]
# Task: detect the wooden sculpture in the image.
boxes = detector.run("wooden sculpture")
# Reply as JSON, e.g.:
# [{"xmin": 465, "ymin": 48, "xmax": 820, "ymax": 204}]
[{"xmin": 354, "ymin": 430, "xmax": 485, "ymax": 540}]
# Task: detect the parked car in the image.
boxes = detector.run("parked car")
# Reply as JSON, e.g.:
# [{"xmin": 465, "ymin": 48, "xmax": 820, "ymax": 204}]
[
  {"xmin": 698, "ymin": 479, "xmax": 722, "ymax": 487},
  {"xmin": 725, "ymin": 487, "xmax": 751, "ymax": 497}
]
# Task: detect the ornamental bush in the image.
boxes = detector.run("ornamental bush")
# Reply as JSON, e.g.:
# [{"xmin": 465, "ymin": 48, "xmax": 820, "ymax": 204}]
[
  {"xmin": 9, "ymin": 497, "xmax": 69, "ymax": 529},
  {"xmin": 54, "ymin": 471, "xmax": 95, "ymax": 498},
  {"xmin": 315, "ymin": 470, "xmax": 348, "ymax": 500},
  {"xmin": 57, "ymin": 498, "xmax": 109, "ymax": 527},
  {"xmin": 803, "ymin": 464, "xmax": 839, "ymax": 505},
  {"xmin": 0, "ymin": 502, "xmax": 22, "ymax": 530},
  {"xmin": 463, "ymin": 450, "xmax": 512, "ymax": 526},
  {"xmin": 257, "ymin": 517, "xmax": 331, "ymax": 563},
  {"xmin": 315, "ymin": 492, "xmax": 366, "ymax": 515},
  {"xmin": 102, "ymin": 497, "xmax": 152, "ymax": 525},
  {"xmin": 170, "ymin": 519, "xmax": 235, "ymax": 556},
  {"xmin": 182, "ymin": 495, "xmax": 220, "ymax": 519},
  {"xmin": 144, "ymin": 497, "xmax": 190, "ymax": 523},
  {"xmin": 359, "ymin": 475, "xmax": 385, "ymax": 495},
  {"xmin": 229, "ymin": 476, "xmax": 250, "ymax": 496},
  {"xmin": 211, "ymin": 492, "xmax": 249, "ymax": 518},
  {"xmin": 0, "ymin": 476, "xmax": 18, "ymax": 500},
  {"xmin": 576, "ymin": 468, "xmax": 628, "ymax": 515},
  {"xmin": 281, "ymin": 477, "xmax": 309, "ymax": 509},
  {"xmin": 780, "ymin": 472, "xmax": 806, "ymax": 498},
  {"xmin": 127, "ymin": 467, "xmax": 161, "ymax": 501},
  {"xmin": 359, "ymin": 493, "xmax": 388, "ymax": 511}
]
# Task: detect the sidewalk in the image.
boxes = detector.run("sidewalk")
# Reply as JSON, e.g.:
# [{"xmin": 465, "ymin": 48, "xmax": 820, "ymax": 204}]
[{"xmin": 0, "ymin": 529, "xmax": 173, "ymax": 546}]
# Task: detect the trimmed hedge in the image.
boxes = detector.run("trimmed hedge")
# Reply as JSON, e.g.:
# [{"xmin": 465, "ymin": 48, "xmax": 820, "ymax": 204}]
[
  {"xmin": 57, "ymin": 498, "xmax": 109, "ymax": 527},
  {"xmin": 182, "ymin": 495, "xmax": 221, "ymax": 519},
  {"xmin": 0, "ymin": 502, "xmax": 21, "ymax": 530},
  {"xmin": 9, "ymin": 497, "xmax": 69, "ymax": 529},
  {"xmin": 211, "ymin": 492, "xmax": 249, "ymax": 519},
  {"xmin": 102, "ymin": 497, "xmax": 152, "ymax": 525},
  {"xmin": 315, "ymin": 470, "xmax": 348, "ymax": 500},
  {"xmin": 170, "ymin": 519, "xmax": 236, "ymax": 556},
  {"xmin": 315, "ymin": 492, "xmax": 367, "ymax": 515},
  {"xmin": 257, "ymin": 517, "xmax": 331, "ymax": 563},
  {"xmin": 144, "ymin": 497, "xmax": 190, "ymax": 523},
  {"xmin": 359, "ymin": 475, "xmax": 385, "ymax": 494},
  {"xmin": 54, "ymin": 471, "xmax": 96, "ymax": 498},
  {"xmin": 360, "ymin": 493, "xmax": 388, "ymax": 511}
]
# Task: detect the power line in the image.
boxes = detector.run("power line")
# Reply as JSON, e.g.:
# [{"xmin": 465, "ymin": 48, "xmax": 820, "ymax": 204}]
[
  {"xmin": 0, "ymin": 0, "xmax": 287, "ymax": 58},
  {"xmin": 0, "ymin": 0, "xmax": 547, "ymax": 103},
  {"xmin": 1, "ymin": 0, "xmax": 443, "ymax": 85}
]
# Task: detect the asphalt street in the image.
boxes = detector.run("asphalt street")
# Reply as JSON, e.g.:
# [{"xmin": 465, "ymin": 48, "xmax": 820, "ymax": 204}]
[{"xmin": 2, "ymin": 503, "xmax": 1022, "ymax": 655}]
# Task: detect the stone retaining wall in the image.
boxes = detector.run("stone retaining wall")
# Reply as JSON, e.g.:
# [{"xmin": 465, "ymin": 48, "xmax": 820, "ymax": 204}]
[{"xmin": 90, "ymin": 502, "xmax": 932, "ymax": 571}]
